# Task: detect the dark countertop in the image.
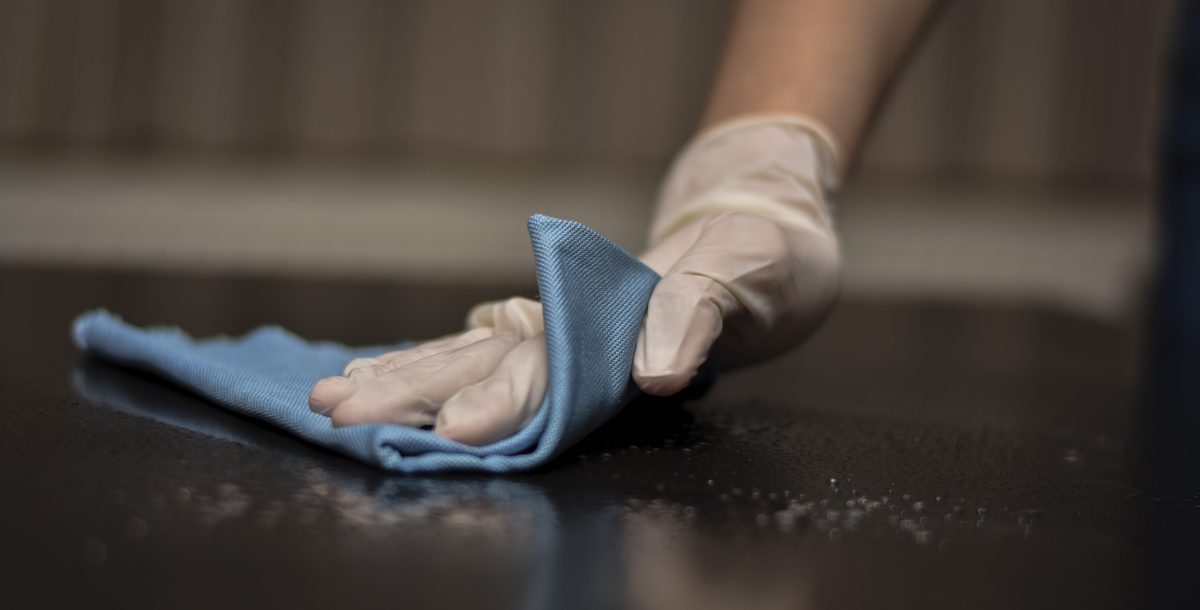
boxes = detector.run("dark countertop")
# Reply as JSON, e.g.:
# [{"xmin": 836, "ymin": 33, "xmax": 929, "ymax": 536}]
[{"xmin": 1, "ymin": 265, "xmax": 1196, "ymax": 610}]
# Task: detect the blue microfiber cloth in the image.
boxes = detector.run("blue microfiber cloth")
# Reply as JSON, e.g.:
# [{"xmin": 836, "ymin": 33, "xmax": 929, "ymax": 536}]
[{"xmin": 72, "ymin": 215, "xmax": 660, "ymax": 473}]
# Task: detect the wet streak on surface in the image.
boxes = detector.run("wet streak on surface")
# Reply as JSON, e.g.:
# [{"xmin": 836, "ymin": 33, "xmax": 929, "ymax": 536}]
[{"xmin": 0, "ymin": 265, "xmax": 1196, "ymax": 610}]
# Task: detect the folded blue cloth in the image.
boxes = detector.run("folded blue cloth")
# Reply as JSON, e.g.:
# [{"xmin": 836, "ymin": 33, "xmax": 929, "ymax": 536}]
[{"xmin": 72, "ymin": 215, "xmax": 660, "ymax": 473}]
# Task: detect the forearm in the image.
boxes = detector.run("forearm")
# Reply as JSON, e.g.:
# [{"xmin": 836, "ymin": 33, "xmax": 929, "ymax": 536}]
[{"xmin": 702, "ymin": 0, "xmax": 942, "ymax": 169}]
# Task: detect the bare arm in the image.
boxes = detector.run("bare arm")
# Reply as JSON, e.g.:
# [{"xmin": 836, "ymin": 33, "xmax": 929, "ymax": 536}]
[{"xmin": 703, "ymin": 0, "xmax": 943, "ymax": 168}]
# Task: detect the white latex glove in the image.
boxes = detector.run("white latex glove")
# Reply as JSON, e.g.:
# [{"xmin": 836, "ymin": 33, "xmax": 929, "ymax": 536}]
[
  {"xmin": 633, "ymin": 114, "xmax": 842, "ymax": 395},
  {"xmin": 308, "ymin": 297, "xmax": 547, "ymax": 446},
  {"xmin": 308, "ymin": 114, "xmax": 841, "ymax": 445}
]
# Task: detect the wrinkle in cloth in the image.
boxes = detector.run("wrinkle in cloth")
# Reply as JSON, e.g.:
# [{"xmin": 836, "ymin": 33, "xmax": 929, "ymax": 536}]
[{"xmin": 72, "ymin": 215, "xmax": 660, "ymax": 473}]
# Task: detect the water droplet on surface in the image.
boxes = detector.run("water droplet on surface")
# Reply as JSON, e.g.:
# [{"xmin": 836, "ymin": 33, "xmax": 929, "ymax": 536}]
[
  {"xmin": 828, "ymin": 527, "xmax": 843, "ymax": 541},
  {"xmin": 912, "ymin": 501, "xmax": 926, "ymax": 513},
  {"xmin": 828, "ymin": 477, "xmax": 838, "ymax": 487},
  {"xmin": 775, "ymin": 510, "xmax": 797, "ymax": 532}
]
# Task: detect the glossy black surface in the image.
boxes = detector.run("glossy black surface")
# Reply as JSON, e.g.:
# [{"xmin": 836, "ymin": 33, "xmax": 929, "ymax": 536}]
[{"xmin": 1, "ymin": 265, "xmax": 1197, "ymax": 610}]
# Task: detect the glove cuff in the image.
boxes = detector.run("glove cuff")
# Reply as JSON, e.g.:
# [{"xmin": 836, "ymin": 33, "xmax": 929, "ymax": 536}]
[{"xmin": 649, "ymin": 114, "xmax": 841, "ymax": 246}]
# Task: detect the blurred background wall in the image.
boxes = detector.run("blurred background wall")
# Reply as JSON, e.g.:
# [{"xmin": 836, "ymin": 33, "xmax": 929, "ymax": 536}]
[
  {"xmin": 0, "ymin": 0, "xmax": 1179, "ymax": 322},
  {"xmin": 0, "ymin": 0, "xmax": 1174, "ymax": 180}
]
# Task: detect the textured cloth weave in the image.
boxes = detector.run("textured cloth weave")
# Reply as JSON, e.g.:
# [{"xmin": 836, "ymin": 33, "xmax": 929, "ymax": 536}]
[{"xmin": 72, "ymin": 215, "xmax": 660, "ymax": 473}]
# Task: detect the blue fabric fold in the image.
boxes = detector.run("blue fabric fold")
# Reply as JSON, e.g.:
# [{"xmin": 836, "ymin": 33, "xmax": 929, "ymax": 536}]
[{"xmin": 72, "ymin": 215, "xmax": 660, "ymax": 473}]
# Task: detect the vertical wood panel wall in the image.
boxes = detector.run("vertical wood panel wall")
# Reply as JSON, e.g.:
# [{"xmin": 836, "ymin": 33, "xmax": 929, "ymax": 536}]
[{"xmin": 0, "ymin": 0, "xmax": 1176, "ymax": 182}]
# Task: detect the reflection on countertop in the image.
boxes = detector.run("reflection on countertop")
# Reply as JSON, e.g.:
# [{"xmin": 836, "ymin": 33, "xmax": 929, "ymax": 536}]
[{"xmin": 1, "ymin": 265, "xmax": 1193, "ymax": 609}]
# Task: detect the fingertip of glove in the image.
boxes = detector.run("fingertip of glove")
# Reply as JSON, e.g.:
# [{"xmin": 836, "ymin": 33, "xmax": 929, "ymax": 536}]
[
  {"xmin": 632, "ymin": 368, "xmax": 696, "ymax": 397},
  {"xmin": 308, "ymin": 376, "xmax": 354, "ymax": 415},
  {"xmin": 434, "ymin": 407, "xmax": 491, "ymax": 447}
]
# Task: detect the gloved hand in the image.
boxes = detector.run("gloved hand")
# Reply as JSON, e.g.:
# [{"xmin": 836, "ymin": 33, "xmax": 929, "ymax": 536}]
[
  {"xmin": 632, "ymin": 114, "xmax": 842, "ymax": 394},
  {"xmin": 308, "ymin": 114, "xmax": 842, "ymax": 445},
  {"xmin": 308, "ymin": 297, "xmax": 549, "ymax": 446}
]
